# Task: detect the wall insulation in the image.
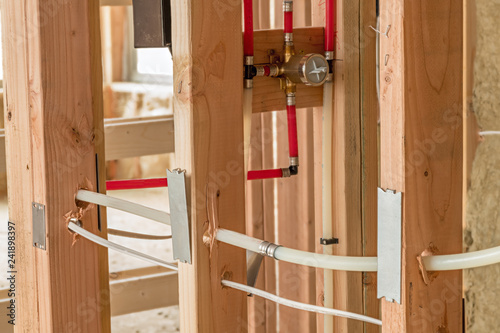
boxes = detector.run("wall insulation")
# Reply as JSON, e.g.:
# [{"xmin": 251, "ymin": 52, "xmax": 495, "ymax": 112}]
[{"xmin": 465, "ymin": 0, "xmax": 500, "ymax": 331}]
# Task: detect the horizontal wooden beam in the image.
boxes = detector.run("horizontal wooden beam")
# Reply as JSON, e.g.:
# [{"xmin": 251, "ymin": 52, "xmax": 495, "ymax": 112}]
[
  {"xmin": 104, "ymin": 115, "xmax": 175, "ymax": 160},
  {"xmin": 109, "ymin": 265, "xmax": 171, "ymax": 280},
  {"xmin": 100, "ymin": 0, "xmax": 132, "ymax": 6},
  {"xmin": 110, "ymin": 271, "xmax": 179, "ymax": 316},
  {"xmin": 0, "ymin": 115, "xmax": 175, "ymax": 172},
  {"xmin": 252, "ymin": 27, "xmax": 325, "ymax": 113},
  {"xmin": 1, "ymin": 267, "xmax": 179, "ymax": 332}
]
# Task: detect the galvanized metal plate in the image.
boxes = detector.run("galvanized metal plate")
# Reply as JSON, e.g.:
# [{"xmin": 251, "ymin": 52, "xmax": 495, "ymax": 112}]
[
  {"xmin": 32, "ymin": 202, "xmax": 46, "ymax": 250},
  {"xmin": 166, "ymin": 169, "xmax": 191, "ymax": 264},
  {"xmin": 246, "ymin": 250, "xmax": 264, "ymax": 288},
  {"xmin": 377, "ymin": 188, "xmax": 402, "ymax": 304}
]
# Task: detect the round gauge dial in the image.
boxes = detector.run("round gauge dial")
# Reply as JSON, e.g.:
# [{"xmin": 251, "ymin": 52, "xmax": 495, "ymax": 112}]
[{"xmin": 300, "ymin": 54, "xmax": 329, "ymax": 86}]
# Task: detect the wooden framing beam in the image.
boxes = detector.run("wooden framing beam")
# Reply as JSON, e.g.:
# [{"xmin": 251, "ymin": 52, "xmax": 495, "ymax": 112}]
[
  {"xmin": 1, "ymin": 0, "xmax": 110, "ymax": 332},
  {"xmin": 329, "ymin": 0, "xmax": 364, "ymax": 331},
  {"xmin": 109, "ymin": 270, "xmax": 178, "ymax": 316},
  {"xmin": 275, "ymin": 6, "xmax": 317, "ymax": 332},
  {"xmin": 379, "ymin": 1, "xmax": 463, "ymax": 331},
  {"xmin": 171, "ymin": 0, "xmax": 248, "ymax": 331},
  {"xmin": 359, "ymin": 1, "xmax": 380, "ymax": 332},
  {"xmin": 246, "ymin": 3, "xmax": 278, "ymax": 332},
  {"xmin": 1, "ymin": 267, "xmax": 179, "ymax": 332},
  {"xmin": 0, "ymin": 115, "xmax": 175, "ymax": 171},
  {"xmin": 100, "ymin": 0, "xmax": 132, "ymax": 6},
  {"xmin": 104, "ymin": 115, "xmax": 175, "ymax": 160}
]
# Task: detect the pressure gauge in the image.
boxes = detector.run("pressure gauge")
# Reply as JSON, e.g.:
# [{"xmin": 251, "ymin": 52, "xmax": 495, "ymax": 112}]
[
  {"xmin": 282, "ymin": 53, "xmax": 330, "ymax": 86},
  {"xmin": 299, "ymin": 54, "xmax": 330, "ymax": 86}
]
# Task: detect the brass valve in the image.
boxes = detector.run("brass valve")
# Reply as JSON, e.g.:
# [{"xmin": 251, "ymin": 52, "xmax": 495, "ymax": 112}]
[
  {"xmin": 281, "ymin": 53, "xmax": 330, "ymax": 87},
  {"xmin": 252, "ymin": 45, "xmax": 330, "ymax": 95}
]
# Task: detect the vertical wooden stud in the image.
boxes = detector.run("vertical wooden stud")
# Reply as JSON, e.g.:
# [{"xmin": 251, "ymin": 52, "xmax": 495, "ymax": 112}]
[
  {"xmin": 1, "ymin": 0, "xmax": 110, "ymax": 331},
  {"xmin": 360, "ymin": 1, "xmax": 380, "ymax": 332},
  {"xmin": 379, "ymin": 1, "xmax": 463, "ymax": 331},
  {"xmin": 171, "ymin": 0, "xmax": 248, "ymax": 331}
]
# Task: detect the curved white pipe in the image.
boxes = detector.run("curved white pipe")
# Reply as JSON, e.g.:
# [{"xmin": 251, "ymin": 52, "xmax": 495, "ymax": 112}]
[
  {"xmin": 216, "ymin": 228, "xmax": 262, "ymax": 253},
  {"xmin": 424, "ymin": 245, "xmax": 500, "ymax": 271},
  {"xmin": 68, "ymin": 222, "xmax": 178, "ymax": 271},
  {"xmin": 76, "ymin": 190, "xmax": 170, "ymax": 226},
  {"xmin": 216, "ymin": 228, "xmax": 500, "ymax": 272},
  {"xmin": 222, "ymin": 280, "xmax": 382, "ymax": 326},
  {"xmin": 216, "ymin": 228, "xmax": 378, "ymax": 272},
  {"xmin": 76, "ymin": 191, "xmax": 500, "ymax": 273}
]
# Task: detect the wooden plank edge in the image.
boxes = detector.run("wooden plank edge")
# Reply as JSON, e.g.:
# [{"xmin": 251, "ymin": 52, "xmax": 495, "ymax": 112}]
[
  {"xmin": 0, "ymin": 269, "xmax": 179, "ymax": 331},
  {"xmin": 0, "ymin": 115, "xmax": 175, "ymax": 172},
  {"xmin": 100, "ymin": 0, "xmax": 132, "ymax": 6}
]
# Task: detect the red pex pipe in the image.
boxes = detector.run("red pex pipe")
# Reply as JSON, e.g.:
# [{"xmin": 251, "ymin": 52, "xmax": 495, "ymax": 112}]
[
  {"xmin": 106, "ymin": 178, "xmax": 168, "ymax": 191},
  {"xmin": 284, "ymin": 11, "xmax": 293, "ymax": 34},
  {"xmin": 243, "ymin": 0, "xmax": 254, "ymax": 56},
  {"xmin": 106, "ymin": 169, "xmax": 288, "ymax": 190},
  {"xmin": 325, "ymin": 0, "xmax": 337, "ymax": 52},
  {"xmin": 247, "ymin": 169, "xmax": 284, "ymax": 180},
  {"xmin": 287, "ymin": 104, "xmax": 299, "ymax": 158}
]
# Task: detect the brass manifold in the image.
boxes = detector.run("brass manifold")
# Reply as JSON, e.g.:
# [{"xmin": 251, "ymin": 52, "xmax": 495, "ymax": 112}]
[{"xmin": 252, "ymin": 43, "xmax": 329, "ymax": 96}]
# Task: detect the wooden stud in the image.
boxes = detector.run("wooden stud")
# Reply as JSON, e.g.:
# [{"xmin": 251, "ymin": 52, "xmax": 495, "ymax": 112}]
[
  {"xmin": 101, "ymin": 6, "xmax": 127, "ymax": 84},
  {"xmin": 255, "ymin": 3, "xmax": 279, "ymax": 332},
  {"xmin": 276, "ymin": 4, "xmax": 317, "ymax": 332},
  {"xmin": 310, "ymin": 2, "xmax": 325, "ymax": 331},
  {"xmin": 379, "ymin": 1, "xmax": 463, "ymax": 331},
  {"xmin": 359, "ymin": 1, "xmax": 380, "ymax": 332},
  {"xmin": 1, "ymin": 0, "xmax": 110, "ymax": 331},
  {"xmin": 246, "ymin": 111, "xmax": 268, "ymax": 333},
  {"xmin": 329, "ymin": 0, "xmax": 364, "ymax": 331},
  {"xmin": 247, "ymin": 2, "xmax": 273, "ymax": 332},
  {"xmin": 262, "ymin": 5, "xmax": 278, "ymax": 333},
  {"xmin": 171, "ymin": 0, "xmax": 248, "ymax": 331},
  {"xmin": 90, "ymin": 1, "xmax": 113, "ymax": 330}
]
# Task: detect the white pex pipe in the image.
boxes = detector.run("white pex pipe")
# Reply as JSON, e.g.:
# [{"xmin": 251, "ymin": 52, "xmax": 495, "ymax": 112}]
[
  {"xmin": 222, "ymin": 279, "xmax": 382, "ymax": 326},
  {"xmin": 423, "ymin": 245, "xmax": 500, "ymax": 271},
  {"xmin": 76, "ymin": 190, "xmax": 170, "ymax": 226},
  {"xmin": 216, "ymin": 228, "xmax": 500, "ymax": 272},
  {"xmin": 68, "ymin": 222, "xmax": 178, "ymax": 271},
  {"xmin": 75, "ymin": 190, "xmax": 500, "ymax": 272},
  {"xmin": 216, "ymin": 228, "xmax": 378, "ymax": 272},
  {"xmin": 215, "ymin": 228, "xmax": 262, "ymax": 253},
  {"xmin": 479, "ymin": 131, "xmax": 500, "ymax": 136}
]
